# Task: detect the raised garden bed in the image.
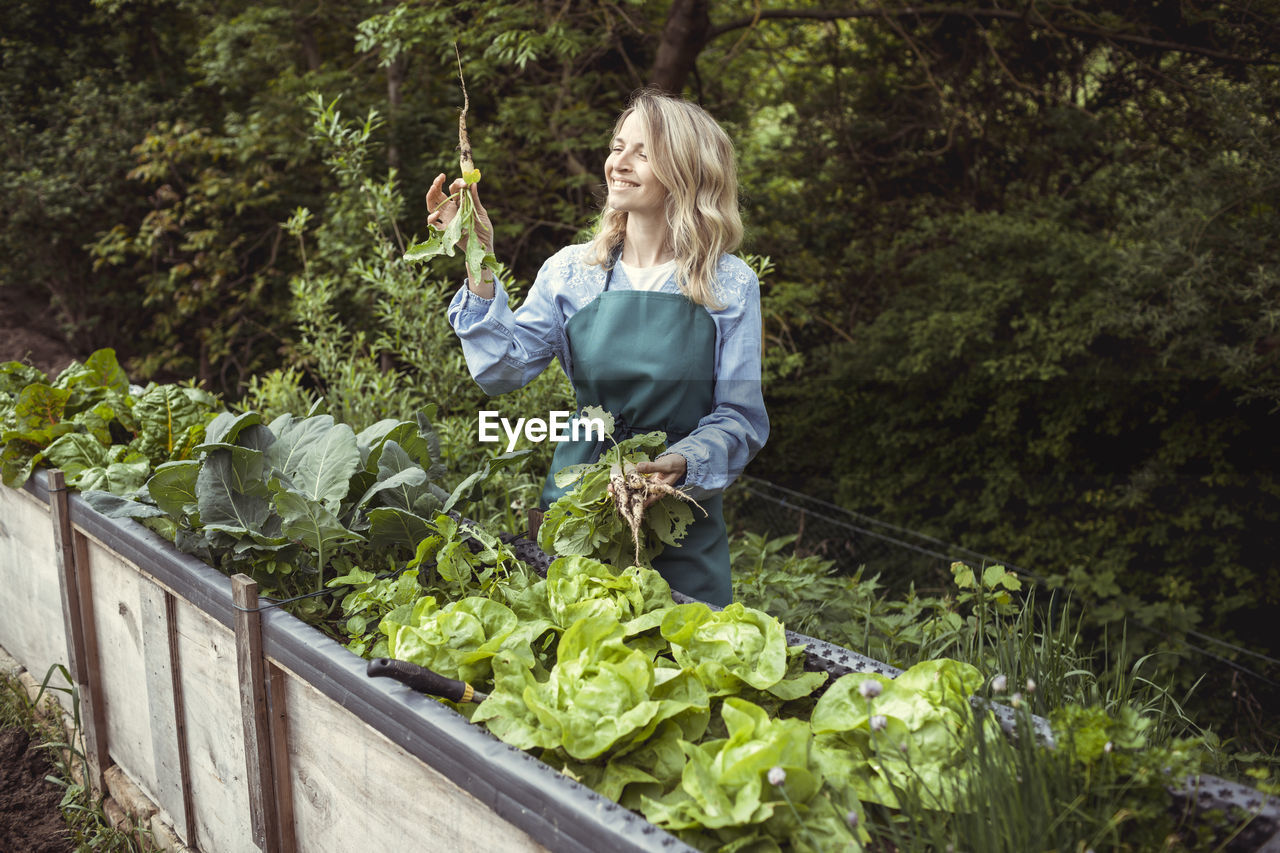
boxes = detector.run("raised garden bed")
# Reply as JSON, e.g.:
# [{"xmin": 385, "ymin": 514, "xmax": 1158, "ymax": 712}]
[{"xmin": 2, "ymin": 471, "xmax": 1278, "ymax": 852}]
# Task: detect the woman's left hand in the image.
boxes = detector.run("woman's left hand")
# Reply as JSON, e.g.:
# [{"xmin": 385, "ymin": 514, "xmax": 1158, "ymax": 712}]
[{"xmin": 634, "ymin": 454, "xmax": 688, "ymax": 508}]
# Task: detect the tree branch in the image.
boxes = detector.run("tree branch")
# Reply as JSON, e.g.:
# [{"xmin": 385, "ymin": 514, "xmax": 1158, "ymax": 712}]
[
  {"xmin": 705, "ymin": 6, "xmax": 1275, "ymax": 66},
  {"xmin": 649, "ymin": 0, "xmax": 711, "ymax": 92}
]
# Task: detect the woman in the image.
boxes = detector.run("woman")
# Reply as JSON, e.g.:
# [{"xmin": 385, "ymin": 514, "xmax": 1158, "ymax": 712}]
[{"xmin": 429, "ymin": 89, "xmax": 767, "ymax": 607}]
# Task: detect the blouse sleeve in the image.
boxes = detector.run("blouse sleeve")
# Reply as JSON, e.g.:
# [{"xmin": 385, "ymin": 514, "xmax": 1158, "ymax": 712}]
[
  {"xmin": 661, "ymin": 261, "xmax": 770, "ymax": 499},
  {"xmin": 446, "ymin": 256, "xmax": 569, "ymax": 395}
]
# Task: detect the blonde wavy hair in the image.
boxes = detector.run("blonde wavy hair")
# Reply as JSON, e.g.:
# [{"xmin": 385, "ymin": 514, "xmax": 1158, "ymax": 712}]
[{"xmin": 586, "ymin": 90, "xmax": 742, "ymax": 309}]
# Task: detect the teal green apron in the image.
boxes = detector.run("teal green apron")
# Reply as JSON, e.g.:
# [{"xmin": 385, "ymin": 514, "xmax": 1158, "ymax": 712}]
[{"xmin": 539, "ymin": 262, "xmax": 731, "ymax": 606}]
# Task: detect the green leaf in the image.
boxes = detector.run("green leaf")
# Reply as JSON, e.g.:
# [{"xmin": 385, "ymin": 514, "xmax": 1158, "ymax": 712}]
[
  {"xmin": 579, "ymin": 405, "xmax": 615, "ymax": 438},
  {"xmin": 386, "ymin": 596, "xmax": 541, "ymax": 687},
  {"xmin": 412, "ymin": 405, "xmax": 444, "ymax": 477},
  {"xmin": 644, "ymin": 497, "xmax": 694, "ymax": 548},
  {"xmin": 357, "ymin": 440, "xmax": 428, "ymax": 511},
  {"xmin": 442, "ymin": 448, "xmax": 533, "ymax": 514},
  {"xmin": 544, "ymin": 556, "xmax": 674, "ymax": 630},
  {"xmin": 168, "ymin": 422, "xmax": 207, "ymax": 461},
  {"xmin": 1, "ymin": 442, "xmax": 39, "ymax": 488},
  {"xmin": 552, "ymin": 463, "xmax": 593, "ymax": 489},
  {"xmin": 404, "ymin": 205, "xmax": 464, "ymax": 263},
  {"xmin": 640, "ymin": 697, "xmax": 816, "ymax": 831},
  {"xmin": 82, "ymin": 490, "xmax": 169, "ymax": 520},
  {"xmin": 0, "ymin": 362, "xmax": 46, "ymax": 395},
  {"xmin": 271, "ymin": 480, "xmax": 364, "ymax": 565},
  {"xmin": 198, "ymin": 411, "xmax": 265, "ymax": 450},
  {"xmin": 49, "ymin": 361, "xmax": 89, "ymax": 390},
  {"xmin": 43, "ymin": 433, "xmax": 112, "ymax": 480},
  {"xmin": 469, "ymin": 658, "xmax": 550, "ymax": 750},
  {"xmin": 82, "ymin": 349, "xmax": 129, "ymax": 396},
  {"xmin": 367, "ymin": 506, "xmax": 433, "ymax": 550},
  {"xmin": 477, "ymin": 614, "xmax": 690, "ymax": 761},
  {"xmin": 362, "ymin": 414, "xmax": 445, "ymax": 482},
  {"xmin": 354, "ymin": 418, "xmax": 402, "ymax": 467},
  {"xmin": 464, "ymin": 228, "xmax": 487, "ymax": 284},
  {"xmin": 12, "ymin": 384, "xmax": 71, "ymax": 432},
  {"xmin": 77, "ymin": 399, "xmax": 127, "ymax": 446},
  {"xmin": 195, "ymin": 447, "xmax": 272, "ymax": 535},
  {"xmin": 662, "ymin": 603, "xmax": 791, "ymax": 695},
  {"xmin": 132, "ymin": 384, "xmax": 209, "ymax": 464},
  {"xmin": 265, "ymin": 415, "xmax": 359, "ymax": 509},
  {"xmin": 73, "ymin": 451, "xmax": 151, "ymax": 495},
  {"xmin": 809, "ymin": 659, "xmax": 986, "ymax": 810},
  {"xmin": 147, "ymin": 460, "xmax": 201, "ymax": 518},
  {"xmin": 950, "ymin": 562, "xmax": 976, "ymax": 590},
  {"xmin": 181, "ymin": 386, "xmax": 221, "ymax": 411},
  {"xmin": 981, "ymin": 564, "xmax": 1022, "ymax": 591},
  {"xmin": 766, "ymin": 669, "xmax": 829, "ymax": 701}
]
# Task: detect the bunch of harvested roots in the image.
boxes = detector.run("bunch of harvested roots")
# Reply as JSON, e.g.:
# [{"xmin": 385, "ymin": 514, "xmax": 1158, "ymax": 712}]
[{"xmin": 610, "ymin": 462, "xmax": 706, "ymax": 566}]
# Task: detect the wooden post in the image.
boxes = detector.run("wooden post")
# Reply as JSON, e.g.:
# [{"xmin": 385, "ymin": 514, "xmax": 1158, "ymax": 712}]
[
  {"xmin": 266, "ymin": 662, "xmax": 297, "ymax": 853},
  {"xmin": 233, "ymin": 574, "xmax": 281, "ymax": 852},
  {"xmin": 49, "ymin": 470, "xmax": 109, "ymax": 793}
]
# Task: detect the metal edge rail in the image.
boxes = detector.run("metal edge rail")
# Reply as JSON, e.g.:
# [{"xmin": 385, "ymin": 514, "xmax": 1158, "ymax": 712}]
[
  {"xmin": 1173, "ymin": 775, "xmax": 1280, "ymax": 852},
  {"xmin": 24, "ymin": 472, "xmax": 694, "ymax": 853}
]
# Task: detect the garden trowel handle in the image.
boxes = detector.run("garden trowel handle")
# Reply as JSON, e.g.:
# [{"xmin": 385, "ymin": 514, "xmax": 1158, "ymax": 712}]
[{"xmin": 366, "ymin": 657, "xmax": 488, "ymax": 704}]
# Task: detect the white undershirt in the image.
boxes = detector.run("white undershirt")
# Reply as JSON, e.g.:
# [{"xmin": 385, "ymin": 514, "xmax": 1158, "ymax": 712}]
[{"xmin": 618, "ymin": 258, "xmax": 677, "ymax": 292}]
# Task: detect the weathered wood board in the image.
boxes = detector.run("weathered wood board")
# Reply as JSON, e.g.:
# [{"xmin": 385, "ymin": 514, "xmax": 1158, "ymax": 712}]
[
  {"xmin": 174, "ymin": 600, "xmax": 256, "ymax": 853},
  {"xmin": 78, "ymin": 534, "xmax": 192, "ymax": 841},
  {"xmin": 280, "ymin": 668, "xmax": 549, "ymax": 853},
  {"xmin": 0, "ymin": 485, "xmax": 72, "ymax": 713}
]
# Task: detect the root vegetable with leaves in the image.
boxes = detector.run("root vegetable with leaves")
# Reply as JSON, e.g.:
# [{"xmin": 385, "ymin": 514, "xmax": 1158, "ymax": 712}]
[
  {"xmin": 609, "ymin": 459, "xmax": 706, "ymax": 566},
  {"xmin": 406, "ymin": 45, "xmax": 498, "ymax": 290},
  {"xmin": 540, "ymin": 411, "xmax": 707, "ymax": 569}
]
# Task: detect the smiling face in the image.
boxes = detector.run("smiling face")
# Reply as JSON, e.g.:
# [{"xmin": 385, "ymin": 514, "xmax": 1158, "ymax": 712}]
[{"xmin": 604, "ymin": 111, "xmax": 669, "ymax": 218}]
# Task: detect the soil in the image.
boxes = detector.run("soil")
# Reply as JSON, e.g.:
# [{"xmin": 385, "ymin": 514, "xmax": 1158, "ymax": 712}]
[
  {"xmin": 0, "ymin": 289, "xmax": 81, "ymax": 378},
  {"xmin": 0, "ymin": 727, "xmax": 74, "ymax": 852}
]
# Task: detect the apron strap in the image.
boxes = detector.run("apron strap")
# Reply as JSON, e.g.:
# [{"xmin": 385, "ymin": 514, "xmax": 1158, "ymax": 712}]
[{"xmin": 603, "ymin": 246, "xmax": 619, "ymax": 292}]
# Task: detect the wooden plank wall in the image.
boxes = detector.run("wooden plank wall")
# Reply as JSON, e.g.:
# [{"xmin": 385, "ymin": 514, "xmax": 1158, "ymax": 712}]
[
  {"xmin": 280, "ymin": 670, "xmax": 548, "ymax": 853},
  {"xmin": 2, "ymin": 482, "xmax": 563, "ymax": 853},
  {"xmin": 174, "ymin": 600, "xmax": 255, "ymax": 852},
  {"xmin": 78, "ymin": 535, "xmax": 197, "ymax": 844},
  {"xmin": 84, "ymin": 539, "xmax": 164, "ymax": 791},
  {"xmin": 0, "ymin": 485, "xmax": 73, "ymax": 715}
]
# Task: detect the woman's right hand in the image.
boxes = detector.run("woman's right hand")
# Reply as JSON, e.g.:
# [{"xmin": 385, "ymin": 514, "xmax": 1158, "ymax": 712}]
[
  {"xmin": 426, "ymin": 174, "xmax": 493, "ymax": 247},
  {"xmin": 426, "ymin": 173, "xmax": 495, "ymax": 295}
]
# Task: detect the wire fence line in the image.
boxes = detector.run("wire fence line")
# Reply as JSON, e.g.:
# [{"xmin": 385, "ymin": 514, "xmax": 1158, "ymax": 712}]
[{"xmin": 725, "ymin": 474, "xmax": 1280, "ymax": 691}]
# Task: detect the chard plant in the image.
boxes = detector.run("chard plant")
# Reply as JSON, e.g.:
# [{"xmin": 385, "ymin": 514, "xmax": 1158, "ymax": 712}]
[{"xmin": 1, "ymin": 349, "xmax": 218, "ymax": 493}]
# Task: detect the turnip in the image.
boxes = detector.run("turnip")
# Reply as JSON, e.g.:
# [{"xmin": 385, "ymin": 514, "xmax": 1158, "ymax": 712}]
[
  {"xmin": 402, "ymin": 44, "xmax": 494, "ymax": 283},
  {"xmin": 609, "ymin": 460, "xmax": 706, "ymax": 566}
]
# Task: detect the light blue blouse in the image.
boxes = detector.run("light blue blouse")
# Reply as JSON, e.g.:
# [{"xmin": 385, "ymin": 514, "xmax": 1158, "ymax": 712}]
[{"xmin": 447, "ymin": 243, "xmax": 769, "ymax": 499}]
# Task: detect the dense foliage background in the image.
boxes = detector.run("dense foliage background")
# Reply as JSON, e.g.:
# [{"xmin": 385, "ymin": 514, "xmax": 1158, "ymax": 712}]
[{"xmin": 3, "ymin": 0, "xmax": 1278, "ymax": 741}]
